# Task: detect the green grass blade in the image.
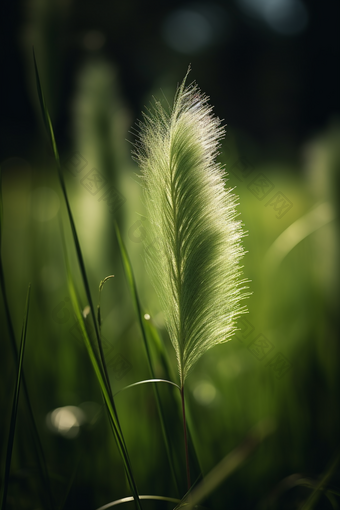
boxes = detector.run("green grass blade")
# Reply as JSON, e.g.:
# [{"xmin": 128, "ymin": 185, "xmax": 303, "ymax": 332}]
[
  {"xmin": 59, "ymin": 222, "xmax": 142, "ymax": 509},
  {"xmin": 34, "ymin": 50, "xmax": 142, "ymax": 509},
  {"xmin": 115, "ymin": 222, "xmax": 181, "ymax": 496},
  {"xmin": 1, "ymin": 284, "xmax": 31, "ymax": 510},
  {"xmin": 0, "ymin": 168, "xmax": 54, "ymax": 510},
  {"xmin": 177, "ymin": 418, "xmax": 276, "ymax": 510},
  {"xmin": 33, "ymin": 48, "xmax": 110, "ymax": 389}
]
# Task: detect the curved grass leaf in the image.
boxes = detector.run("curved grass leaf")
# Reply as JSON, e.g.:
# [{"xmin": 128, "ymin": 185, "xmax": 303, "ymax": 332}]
[
  {"xmin": 96, "ymin": 495, "xmax": 181, "ymax": 510},
  {"xmin": 0, "ymin": 284, "xmax": 31, "ymax": 510},
  {"xmin": 113, "ymin": 379, "xmax": 181, "ymax": 399}
]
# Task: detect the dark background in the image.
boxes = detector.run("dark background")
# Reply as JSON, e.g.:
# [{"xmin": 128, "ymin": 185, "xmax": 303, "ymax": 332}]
[{"xmin": 1, "ymin": 0, "xmax": 339, "ymax": 160}]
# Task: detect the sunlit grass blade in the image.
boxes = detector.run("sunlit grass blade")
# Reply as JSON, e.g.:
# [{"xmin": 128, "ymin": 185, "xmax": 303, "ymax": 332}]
[
  {"xmin": 59, "ymin": 221, "xmax": 142, "ymax": 509},
  {"xmin": 113, "ymin": 379, "xmax": 180, "ymax": 398},
  {"xmin": 115, "ymin": 221, "xmax": 181, "ymax": 495},
  {"xmin": 0, "ymin": 167, "xmax": 54, "ymax": 510},
  {"xmin": 176, "ymin": 418, "xmax": 276, "ymax": 510},
  {"xmin": 96, "ymin": 495, "xmax": 181, "ymax": 510},
  {"xmin": 0, "ymin": 284, "xmax": 31, "ymax": 510},
  {"xmin": 34, "ymin": 50, "xmax": 142, "ymax": 509}
]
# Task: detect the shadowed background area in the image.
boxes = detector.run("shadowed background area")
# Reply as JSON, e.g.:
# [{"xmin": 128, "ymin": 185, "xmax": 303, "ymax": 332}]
[{"xmin": 0, "ymin": 0, "xmax": 339, "ymax": 509}]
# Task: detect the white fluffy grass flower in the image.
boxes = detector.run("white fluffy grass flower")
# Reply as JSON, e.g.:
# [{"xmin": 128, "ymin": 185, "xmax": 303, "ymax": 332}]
[{"xmin": 134, "ymin": 72, "xmax": 249, "ymax": 386}]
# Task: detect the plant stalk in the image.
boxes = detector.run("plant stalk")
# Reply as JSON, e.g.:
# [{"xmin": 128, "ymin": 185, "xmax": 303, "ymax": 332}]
[{"xmin": 181, "ymin": 385, "xmax": 191, "ymax": 491}]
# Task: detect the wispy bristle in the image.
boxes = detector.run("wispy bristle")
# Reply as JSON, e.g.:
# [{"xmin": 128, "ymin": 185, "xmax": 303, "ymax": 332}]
[{"xmin": 134, "ymin": 72, "xmax": 249, "ymax": 385}]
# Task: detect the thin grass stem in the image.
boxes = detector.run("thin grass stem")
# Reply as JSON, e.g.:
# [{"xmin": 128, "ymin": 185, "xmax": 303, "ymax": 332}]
[
  {"xmin": 181, "ymin": 385, "xmax": 191, "ymax": 491},
  {"xmin": 0, "ymin": 284, "xmax": 31, "ymax": 510}
]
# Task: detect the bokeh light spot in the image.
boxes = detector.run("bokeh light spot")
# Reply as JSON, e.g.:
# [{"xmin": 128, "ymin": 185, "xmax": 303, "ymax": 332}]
[
  {"xmin": 237, "ymin": 0, "xmax": 308, "ymax": 35},
  {"xmin": 47, "ymin": 406, "xmax": 86, "ymax": 439},
  {"xmin": 82, "ymin": 305, "xmax": 91, "ymax": 318},
  {"xmin": 193, "ymin": 381, "xmax": 216, "ymax": 405},
  {"xmin": 264, "ymin": 0, "xmax": 308, "ymax": 35}
]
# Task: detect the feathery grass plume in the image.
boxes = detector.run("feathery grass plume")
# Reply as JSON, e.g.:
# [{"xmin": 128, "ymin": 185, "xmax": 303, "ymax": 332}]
[{"xmin": 134, "ymin": 71, "xmax": 249, "ymax": 387}]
